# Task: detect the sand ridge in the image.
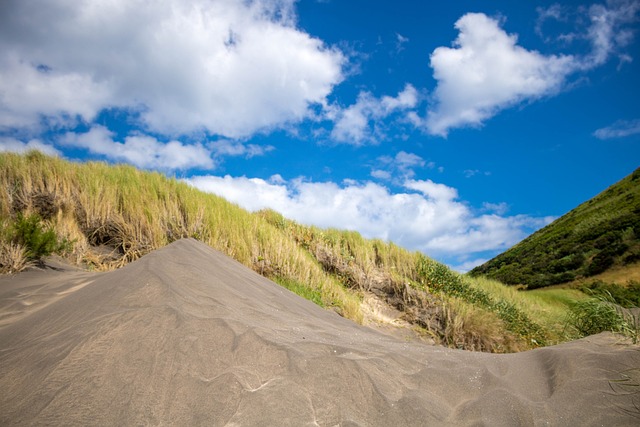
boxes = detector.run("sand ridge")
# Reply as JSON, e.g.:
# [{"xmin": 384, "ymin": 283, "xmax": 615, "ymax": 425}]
[{"xmin": 0, "ymin": 238, "xmax": 638, "ymax": 426}]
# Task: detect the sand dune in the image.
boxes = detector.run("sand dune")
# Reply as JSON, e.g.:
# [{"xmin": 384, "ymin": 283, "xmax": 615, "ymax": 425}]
[{"xmin": 0, "ymin": 238, "xmax": 638, "ymax": 426}]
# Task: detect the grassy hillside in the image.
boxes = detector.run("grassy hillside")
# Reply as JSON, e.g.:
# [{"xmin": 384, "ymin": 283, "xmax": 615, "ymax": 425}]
[
  {"xmin": 1, "ymin": 152, "xmax": 636, "ymax": 351},
  {"xmin": 470, "ymin": 167, "xmax": 640, "ymax": 289}
]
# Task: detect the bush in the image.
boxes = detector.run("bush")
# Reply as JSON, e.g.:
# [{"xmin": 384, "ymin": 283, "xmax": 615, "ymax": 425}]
[
  {"xmin": 585, "ymin": 251, "xmax": 615, "ymax": 276},
  {"xmin": 0, "ymin": 241, "xmax": 29, "ymax": 274},
  {"xmin": 11, "ymin": 213, "xmax": 68, "ymax": 262}
]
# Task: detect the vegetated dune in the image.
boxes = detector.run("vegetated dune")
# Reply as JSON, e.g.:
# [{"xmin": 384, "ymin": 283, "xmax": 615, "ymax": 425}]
[{"xmin": 0, "ymin": 239, "xmax": 638, "ymax": 426}]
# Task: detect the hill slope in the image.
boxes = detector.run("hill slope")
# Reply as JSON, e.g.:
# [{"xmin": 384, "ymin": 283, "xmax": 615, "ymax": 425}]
[
  {"xmin": 471, "ymin": 168, "xmax": 640, "ymax": 288},
  {"xmin": 1, "ymin": 239, "xmax": 638, "ymax": 426}
]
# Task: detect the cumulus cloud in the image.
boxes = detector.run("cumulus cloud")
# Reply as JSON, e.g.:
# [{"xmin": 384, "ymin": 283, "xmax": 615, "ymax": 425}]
[
  {"xmin": 331, "ymin": 84, "xmax": 418, "ymax": 144},
  {"xmin": 60, "ymin": 126, "xmax": 214, "ymax": 170},
  {"xmin": 0, "ymin": 137, "xmax": 61, "ymax": 156},
  {"xmin": 594, "ymin": 118, "xmax": 640, "ymax": 139},
  {"xmin": 186, "ymin": 174, "xmax": 553, "ymax": 263},
  {"xmin": 0, "ymin": 0, "xmax": 345, "ymax": 137},
  {"xmin": 426, "ymin": 2, "xmax": 640, "ymax": 136},
  {"xmin": 426, "ymin": 13, "xmax": 575, "ymax": 136}
]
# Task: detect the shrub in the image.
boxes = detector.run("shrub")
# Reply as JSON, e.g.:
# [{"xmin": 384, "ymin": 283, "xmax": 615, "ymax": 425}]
[
  {"xmin": 0, "ymin": 241, "xmax": 29, "ymax": 274},
  {"xmin": 11, "ymin": 213, "xmax": 69, "ymax": 262},
  {"xmin": 586, "ymin": 251, "xmax": 615, "ymax": 276}
]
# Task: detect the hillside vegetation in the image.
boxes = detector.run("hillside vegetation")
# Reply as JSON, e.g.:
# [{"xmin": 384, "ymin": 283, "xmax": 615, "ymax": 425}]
[
  {"xmin": 1, "ymin": 152, "xmax": 636, "ymax": 351},
  {"xmin": 471, "ymin": 167, "xmax": 640, "ymax": 289}
]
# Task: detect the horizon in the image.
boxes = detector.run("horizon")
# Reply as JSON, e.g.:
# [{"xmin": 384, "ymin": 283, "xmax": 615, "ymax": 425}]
[{"xmin": 1, "ymin": 0, "xmax": 639, "ymax": 271}]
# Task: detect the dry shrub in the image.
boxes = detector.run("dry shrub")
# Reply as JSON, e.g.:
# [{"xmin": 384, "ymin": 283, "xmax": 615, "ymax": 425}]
[{"xmin": 0, "ymin": 242, "xmax": 30, "ymax": 274}]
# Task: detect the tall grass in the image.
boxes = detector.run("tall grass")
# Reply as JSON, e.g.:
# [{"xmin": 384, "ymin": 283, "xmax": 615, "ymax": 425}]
[
  {"xmin": 565, "ymin": 292, "xmax": 639, "ymax": 343},
  {"xmin": 2, "ymin": 151, "xmax": 626, "ymax": 352},
  {"xmin": 0, "ymin": 152, "xmax": 361, "ymax": 320},
  {"xmin": 468, "ymin": 277, "xmax": 583, "ymax": 344}
]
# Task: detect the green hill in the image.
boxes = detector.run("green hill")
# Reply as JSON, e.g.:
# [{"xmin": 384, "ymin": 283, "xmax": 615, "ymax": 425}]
[{"xmin": 470, "ymin": 168, "xmax": 640, "ymax": 289}]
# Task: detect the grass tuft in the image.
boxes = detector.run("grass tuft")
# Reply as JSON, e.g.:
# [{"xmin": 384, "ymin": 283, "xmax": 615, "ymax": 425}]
[{"xmin": 565, "ymin": 292, "xmax": 639, "ymax": 343}]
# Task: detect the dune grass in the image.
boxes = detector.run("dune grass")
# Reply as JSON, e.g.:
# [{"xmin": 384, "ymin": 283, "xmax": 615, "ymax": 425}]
[
  {"xmin": 468, "ymin": 277, "xmax": 586, "ymax": 344},
  {"xmin": 1, "ymin": 151, "xmax": 632, "ymax": 352},
  {"xmin": 0, "ymin": 152, "xmax": 362, "ymax": 320},
  {"xmin": 564, "ymin": 292, "xmax": 639, "ymax": 343}
]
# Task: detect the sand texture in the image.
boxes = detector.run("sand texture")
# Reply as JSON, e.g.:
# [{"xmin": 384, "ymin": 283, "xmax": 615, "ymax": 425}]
[{"xmin": 1, "ymin": 238, "xmax": 638, "ymax": 426}]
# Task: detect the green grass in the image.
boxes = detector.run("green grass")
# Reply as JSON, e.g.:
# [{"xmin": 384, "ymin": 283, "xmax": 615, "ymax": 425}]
[
  {"xmin": 565, "ymin": 293, "xmax": 639, "ymax": 343},
  {"xmin": 273, "ymin": 277, "xmax": 325, "ymax": 307}
]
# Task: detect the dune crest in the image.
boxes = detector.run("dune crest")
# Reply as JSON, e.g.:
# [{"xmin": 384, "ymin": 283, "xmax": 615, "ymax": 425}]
[{"xmin": 1, "ymin": 238, "xmax": 638, "ymax": 426}]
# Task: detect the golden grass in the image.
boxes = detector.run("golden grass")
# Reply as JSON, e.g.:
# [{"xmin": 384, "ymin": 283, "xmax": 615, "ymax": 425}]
[
  {"xmin": 0, "ymin": 152, "xmax": 363, "ymax": 321},
  {"xmin": 566, "ymin": 262, "xmax": 640, "ymax": 287},
  {"xmin": 439, "ymin": 298, "xmax": 523, "ymax": 352},
  {"xmin": 0, "ymin": 241, "xmax": 30, "ymax": 274}
]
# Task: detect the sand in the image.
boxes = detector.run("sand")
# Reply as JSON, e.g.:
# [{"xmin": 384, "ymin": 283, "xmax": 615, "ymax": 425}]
[{"xmin": 0, "ymin": 238, "xmax": 638, "ymax": 426}]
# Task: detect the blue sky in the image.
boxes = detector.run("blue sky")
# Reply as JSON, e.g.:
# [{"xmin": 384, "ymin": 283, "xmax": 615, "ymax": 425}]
[{"xmin": 1, "ymin": 0, "xmax": 639, "ymax": 271}]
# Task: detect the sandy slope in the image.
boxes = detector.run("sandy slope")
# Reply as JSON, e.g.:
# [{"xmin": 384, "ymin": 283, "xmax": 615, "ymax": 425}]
[{"xmin": 0, "ymin": 238, "xmax": 638, "ymax": 426}]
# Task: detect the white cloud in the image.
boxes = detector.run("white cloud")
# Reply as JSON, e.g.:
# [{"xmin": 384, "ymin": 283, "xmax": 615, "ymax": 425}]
[
  {"xmin": 453, "ymin": 258, "xmax": 490, "ymax": 273},
  {"xmin": 482, "ymin": 202, "xmax": 509, "ymax": 215},
  {"xmin": 371, "ymin": 169, "xmax": 392, "ymax": 180},
  {"xmin": 186, "ymin": 174, "xmax": 553, "ymax": 263},
  {"xmin": 374, "ymin": 151, "xmax": 427, "ymax": 181},
  {"xmin": 0, "ymin": 137, "xmax": 61, "ymax": 156},
  {"xmin": 583, "ymin": 0, "xmax": 640, "ymax": 67},
  {"xmin": 426, "ymin": 13, "xmax": 575, "ymax": 137},
  {"xmin": 463, "ymin": 169, "xmax": 491, "ymax": 178},
  {"xmin": 404, "ymin": 179, "xmax": 458, "ymax": 202},
  {"xmin": 425, "ymin": 2, "xmax": 640, "ymax": 136},
  {"xmin": 331, "ymin": 84, "xmax": 418, "ymax": 144},
  {"xmin": 395, "ymin": 151, "xmax": 425, "ymax": 169},
  {"xmin": 594, "ymin": 118, "xmax": 640, "ymax": 139},
  {"xmin": 60, "ymin": 126, "xmax": 214, "ymax": 170},
  {"xmin": 537, "ymin": 1, "xmax": 640, "ymax": 67},
  {"xmin": 0, "ymin": 0, "xmax": 345, "ymax": 137},
  {"xmin": 396, "ymin": 33, "xmax": 410, "ymax": 52},
  {"xmin": 209, "ymin": 139, "xmax": 275, "ymax": 158},
  {"xmin": 535, "ymin": 4, "xmax": 569, "ymax": 42}
]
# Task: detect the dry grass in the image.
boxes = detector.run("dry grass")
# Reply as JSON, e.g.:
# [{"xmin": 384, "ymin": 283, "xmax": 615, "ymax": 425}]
[
  {"xmin": 0, "ymin": 152, "xmax": 362, "ymax": 321},
  {"xmin": 0, "ymin": 241, "xmax": 30, "ymax": 274},
  {"xmin": 566, "ymin": 262, "xmax": 640, "ymax": 287},
  {"xmin": 439, "ymin": 298, "xmax": 522, "ymax": 352}
]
